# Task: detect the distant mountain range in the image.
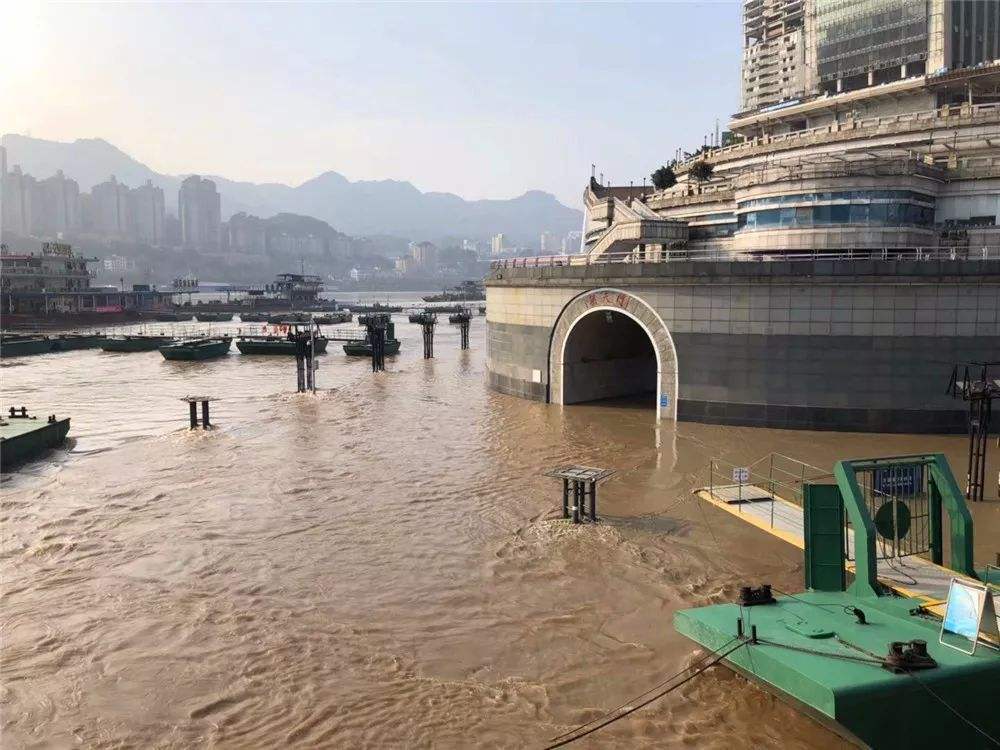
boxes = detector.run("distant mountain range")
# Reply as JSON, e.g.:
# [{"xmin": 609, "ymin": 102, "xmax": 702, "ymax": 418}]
[{"xmin": 1, "ymin": 134, "xmax": 582, "ymax": 244}]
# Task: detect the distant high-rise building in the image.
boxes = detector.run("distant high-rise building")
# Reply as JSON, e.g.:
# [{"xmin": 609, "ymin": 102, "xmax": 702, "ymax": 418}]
[
  {"xmin": 410, "ymin": 240, "xmax": 438, "ymax": 267},
  {"xmin": 540, "ymin": 231, "xmax": 559, "ymax": 254},
  {"xmin": 130, "ymin": 179, "xmax": 165, "ymax": 245},
  {"xmin": 178, "ymin": 175, "xmax": 221, "ymax": 250},
  {"xmin": 89, "ymin": 176, "xmax": 132, "ymax": 237},
  {"xmin": 163, "ymin": 213, "xmax": 182, "ymax": 246},
  {"xmin": 2, "ymin": 162, "xmax": 37, "ymax": 237},
  {"xmin": 490, "ymin": 233, "xmax": 505, "ymax": 256},
  {"xmin": 561, "ymin": 231, "xmax": 582, "ymax": 254},
  {"xmin": 38, "ymin": 170, "xmax": 81, "ymax": 235},
  {"xmin": 227, "ymin": 212, "xmax": 266, "ymax": 254}
]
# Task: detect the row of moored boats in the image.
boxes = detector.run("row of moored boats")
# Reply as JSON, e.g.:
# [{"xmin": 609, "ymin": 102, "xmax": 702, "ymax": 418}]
[{"xmin": 149, "ymin": 311, "xmax": 353, "ymax": 324}]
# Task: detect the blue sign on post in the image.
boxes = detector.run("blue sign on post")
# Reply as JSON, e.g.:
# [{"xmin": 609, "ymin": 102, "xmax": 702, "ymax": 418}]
[
  {"xmin": 660, "ymin": 394, "xmax": 670, "ymax": 408},
  {"xmin": 873, "ymin": 465, "xmax": 923, "ymax": 496}
]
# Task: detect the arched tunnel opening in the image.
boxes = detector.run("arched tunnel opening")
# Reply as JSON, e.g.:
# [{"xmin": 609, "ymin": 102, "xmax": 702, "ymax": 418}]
[{"xmin": 562, "ymin": 310, "xmax": 657, "ymax": 407}]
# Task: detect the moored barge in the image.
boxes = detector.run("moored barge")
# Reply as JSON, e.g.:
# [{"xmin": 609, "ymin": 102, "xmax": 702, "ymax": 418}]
[{"xmin": 0, "ymin": 407, "xmax": 71, "ymax": 467}]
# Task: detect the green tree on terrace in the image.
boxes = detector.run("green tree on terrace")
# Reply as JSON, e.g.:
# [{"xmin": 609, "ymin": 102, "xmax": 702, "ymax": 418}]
[
  {"xmin": 650, "ymin": 165, "xmax": 677, "ymax": 191},
  {"xmin": 689, "ymin": 160, "xmax": 715, "ymax": 182}
]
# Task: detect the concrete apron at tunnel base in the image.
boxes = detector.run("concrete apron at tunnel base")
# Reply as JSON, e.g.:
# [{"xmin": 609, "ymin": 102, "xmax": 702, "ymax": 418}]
[{"xmin": 484, "ymin": 258, "xmax": 1000, "ymax": 433}]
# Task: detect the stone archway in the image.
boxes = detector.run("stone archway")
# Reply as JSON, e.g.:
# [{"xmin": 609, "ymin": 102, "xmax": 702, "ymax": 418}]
[{"xmin": 548, "ymin": 288, "xmax": 678, "ymax": 420}]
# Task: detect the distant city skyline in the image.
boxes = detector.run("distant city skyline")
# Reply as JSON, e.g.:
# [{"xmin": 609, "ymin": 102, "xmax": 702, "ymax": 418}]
[{"xmin": 2, "ymin": 2, "xmax": 741, "ymax": 208}]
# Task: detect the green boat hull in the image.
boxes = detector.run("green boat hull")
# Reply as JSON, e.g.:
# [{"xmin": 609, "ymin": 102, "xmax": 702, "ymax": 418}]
[
  {"xmin": 342, "ymin": 339, "xmax": 401, "ymax": 357},
  {"xmin": 102, "ymin": 336, "xmax": 176, "ymax": 352},
  {"xmin": 159, "ymin": 337, "xmax": 232, "ymax": 360},
  {"xmin": 0, "ymin": 417, "xmax": 71, "ymax": 467},
  {"xmin": 195, "ymin": 313, "xmax": 232, "ymax": 322},
  {"xmin": 235, "ymin": 337, "xmax": 329, "ymax": 355},
  {"xmin": 50, "ymin": 334, "xmax": 106, "ymax": 351},
  {"xmin": 1, "ymin": 337, "xmax": 55, "ymax": 357}
]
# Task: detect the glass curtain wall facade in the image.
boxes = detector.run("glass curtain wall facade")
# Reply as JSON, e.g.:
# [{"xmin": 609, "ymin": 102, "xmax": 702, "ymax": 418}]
[
  {"xmin": 816, "ymin": 0, "xmax": 930, "ymax": 89},
  {"xmin": 950, "ymin": 0, "xmax": 1000, "ymax": 70},
  {"xmin": 737, "ymin": 189, "xmax": 937, "ymax": 231}
]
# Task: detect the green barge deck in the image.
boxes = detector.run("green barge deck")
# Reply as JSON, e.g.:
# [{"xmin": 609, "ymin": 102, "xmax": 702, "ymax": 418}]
[
  {"xmin": 675, "ymin": 589, "xmax": 999, "ymax": 748},
  {"xmin": 676, "ymin": 453, "xmax": 1000, "ymax": 748},
  {"xmin": 0, "ymin": 409, "xmax": 71, "ymax": 467}
]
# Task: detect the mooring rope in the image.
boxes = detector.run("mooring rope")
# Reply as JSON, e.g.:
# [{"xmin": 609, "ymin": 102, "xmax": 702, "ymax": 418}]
[
  {"xmin": 544, "ymin": 639, "xmax": 746, "ymax": 749},
  {"xmin": 545, "ymin": 636, "xmax": 739, "ymax": 745}
]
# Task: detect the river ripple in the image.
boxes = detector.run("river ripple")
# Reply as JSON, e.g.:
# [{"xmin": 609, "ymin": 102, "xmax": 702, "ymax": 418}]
[{"xmin": 2, "ymin": 316, "xmax": 997, "ymax": 748}]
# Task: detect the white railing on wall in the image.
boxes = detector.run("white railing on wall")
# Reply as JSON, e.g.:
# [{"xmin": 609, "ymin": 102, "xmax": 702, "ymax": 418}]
[{"xmin": 489, "ymin": 246, "xmax": 1000, "ymax": 269}]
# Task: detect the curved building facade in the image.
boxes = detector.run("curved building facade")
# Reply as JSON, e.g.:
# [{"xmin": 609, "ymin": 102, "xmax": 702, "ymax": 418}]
[
  {"xmin": 486, "ymin": 3, "xmax": 1000, "ymax": 433},
  {"xmin": 486, "ymin": 257, "xmax": 1000, "ymax": 433}
]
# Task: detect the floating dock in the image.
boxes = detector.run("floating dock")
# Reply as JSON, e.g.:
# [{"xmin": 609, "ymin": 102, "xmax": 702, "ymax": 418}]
[
  {"xmin": 676, "ymin": 453, "xmax": 1000, "ymax": 749},
  {"xmin": 0, "ymin": 408, "xmax": 71, "ymax": 467}
]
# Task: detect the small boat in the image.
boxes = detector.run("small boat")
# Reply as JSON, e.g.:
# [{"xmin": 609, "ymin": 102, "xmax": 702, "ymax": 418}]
[
  {"xmin": 50, "ymin": 333, "xmax": 106, "ymax": 351},
  {"xmin": 153, "ymin": 312, "xmax": 192, "ymax": 322},
  {"xmin": 159, "ymin": 336, "xmax": 232, "ymax": 360},
  {"xmin": 408, "ymin": 313, "xmax": 425, "ymax": 324},
  {"xmin": 1, "ymin": 334, "xmax": 55, "ymax": 358},
  {"xmin": 343, "ymin": 337, "xmax": 401, "ymax": 357},
  {"xmin": 422, "ymin": 281, "xmax": 485, "ymax": 303},
  {"xmin": 448, "ymin": 312, "xmax": 471, "ymax": 324},
  {"xmin": 311, "ymin": 312, "xmax": 352, "ymax": 325},
  {"xmin": 239, "ymin": 312, "xmax": 268, "ymax": 323},
  {"xmin": 102, "ymin": 334, "xmax": 176, "ymax": 352},
  {"xmin": 195, "ymin": 312, "xmax": 232, "ymax": 322},
  {"xmin": 266, "ymin": 312, "xmax": 308, "ymax": 324},
  {"xmin": 236, "ymin": 335, "xmax": 329, "ymax": 355}
]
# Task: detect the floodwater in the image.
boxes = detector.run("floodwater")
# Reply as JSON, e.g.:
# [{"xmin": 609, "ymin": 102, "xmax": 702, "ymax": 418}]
[{"xmin": 2, "ymin": 315, "xmax": 998, "ymax": 748}]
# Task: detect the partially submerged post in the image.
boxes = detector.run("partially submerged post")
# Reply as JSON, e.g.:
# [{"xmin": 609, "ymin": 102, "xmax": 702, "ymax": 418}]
[
  {"xmin": 291, "ymin": 323, "xmax": 317, "ymax": 392},
  {"xmin": 544, "ymin": 465, "xmax": 616, "ymax": 524},
  {"xmin": 181, "ymin": 395, "xmax": 216, "ymax": 429},
  {"xmin": 411, "ymin": 312, "xmax": 437, "ymax": 358},
  {"xmin": 362, "ymin": 313, "xmax": 390, "ymax": 372},
  {"xmin": 449, "ymin": 308, "xmax": 472, "ymax": 350}
]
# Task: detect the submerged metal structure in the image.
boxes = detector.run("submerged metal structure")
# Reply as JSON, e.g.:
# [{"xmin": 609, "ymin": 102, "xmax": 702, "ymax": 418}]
[
  {"xmin": 947, "ymin": 361, "xmax": 999, "ymax": 503},
  {"xmin": 545, "ymin": 465, "xmax": 615, "ymax": 524},
  {"xmin": 363, "ymin": 313, "xmax": 390, "ymax": 372},
  {"xmin": 412, "ymin": 312, "xmax": 437, "ymax": 359}
]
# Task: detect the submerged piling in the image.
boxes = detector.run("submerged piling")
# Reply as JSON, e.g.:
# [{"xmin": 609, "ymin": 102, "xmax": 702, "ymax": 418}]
[
  {"xmin": 450, "ymin": 309, "xmax": 472, "ymax": 350},
  {"xmin": 412, "ymin": 312, "xmax": 437, "ymax": 359},
  {"xmin": 181, "ymin": 396, "xmax": 216, "ymax": 430},
  {"xmin": 363, "ymin": 313, "xmax": 390, "ymax": 372}
]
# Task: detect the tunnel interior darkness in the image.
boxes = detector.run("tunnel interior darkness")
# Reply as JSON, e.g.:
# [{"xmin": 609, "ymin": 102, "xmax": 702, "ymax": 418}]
[{"xmin": 562, "ymin": 310, "xmax": 657, "ymax": 406}]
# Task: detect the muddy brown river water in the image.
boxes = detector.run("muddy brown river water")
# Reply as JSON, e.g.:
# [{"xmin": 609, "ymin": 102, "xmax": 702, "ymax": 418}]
[{"xmin": 2, "ymin": 316, "xmax": 998, "ymax": 748}]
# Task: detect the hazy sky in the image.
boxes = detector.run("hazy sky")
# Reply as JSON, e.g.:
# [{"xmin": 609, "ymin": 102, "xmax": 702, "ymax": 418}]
[{"xmin": 4, "ymin": 2, "xmax": 740, "ymax": 207}]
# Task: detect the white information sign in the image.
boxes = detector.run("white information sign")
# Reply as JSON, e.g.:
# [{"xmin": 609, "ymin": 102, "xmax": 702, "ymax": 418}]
[
  {"xmin": 940, "ymin": 578, "xmax": 999, "ymax": 655},
  {"xmin": 732, "ymin": 467, "xmax": 750, "ymax": 484}
]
